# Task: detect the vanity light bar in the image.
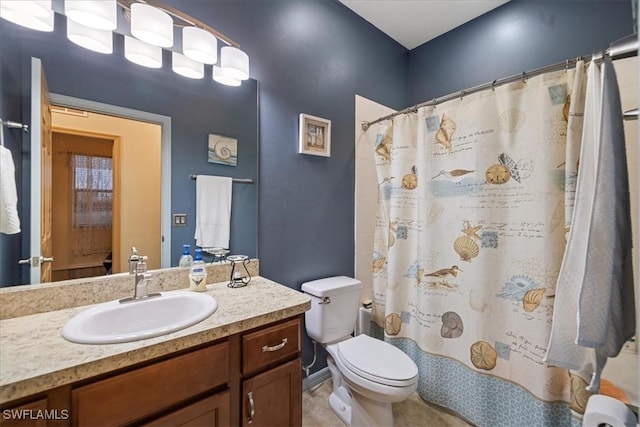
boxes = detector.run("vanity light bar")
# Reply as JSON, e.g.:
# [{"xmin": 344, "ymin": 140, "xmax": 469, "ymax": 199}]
[{"xmin": 0, "ymin": 0, "xmax": 250, "ymax": 86}]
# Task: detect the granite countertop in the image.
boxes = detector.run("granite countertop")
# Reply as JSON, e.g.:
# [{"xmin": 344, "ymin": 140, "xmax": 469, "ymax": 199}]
[{"xmin": 0, "ymin": 276, "xmax": 311, "ymax": 404}]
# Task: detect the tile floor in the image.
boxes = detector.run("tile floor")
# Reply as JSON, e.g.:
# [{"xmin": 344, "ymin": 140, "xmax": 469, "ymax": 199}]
[{"xmin": 302, "ymin": 379, "xmax": 472, "ymax": 427}]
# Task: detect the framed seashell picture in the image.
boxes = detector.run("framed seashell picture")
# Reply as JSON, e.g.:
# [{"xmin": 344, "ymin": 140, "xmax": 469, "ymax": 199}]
[
  {"xmin": 208, "ymin": 133, "xmax": 238, "ymax": 166},
  {"xmin": 298, "ymin": 113, "xmax": 331, "ymax": 157}
]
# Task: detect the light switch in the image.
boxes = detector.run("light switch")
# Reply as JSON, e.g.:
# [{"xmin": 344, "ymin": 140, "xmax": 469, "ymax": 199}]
[{"xmin": 173, "ymin": 214, "xmax": 187, "ymax": 226}]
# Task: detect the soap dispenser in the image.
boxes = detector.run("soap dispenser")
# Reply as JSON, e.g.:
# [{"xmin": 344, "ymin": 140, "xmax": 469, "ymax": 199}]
[{"xmin": 189, "ymin": 249, "xmax": 207, "ymax": 292}]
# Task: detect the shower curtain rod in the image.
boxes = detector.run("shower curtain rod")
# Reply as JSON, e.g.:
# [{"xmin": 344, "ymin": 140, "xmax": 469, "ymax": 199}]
[{"xmin": 362, "ymin": 33, "xmax": 638, "ymax": 131}]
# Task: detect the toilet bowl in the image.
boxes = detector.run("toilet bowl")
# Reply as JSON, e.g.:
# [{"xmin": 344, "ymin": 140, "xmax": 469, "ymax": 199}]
[
  {"xmin": 301, "ymin": 276, "xmax": 419, "ymax": 427},
  {"xmin": 325, "ymin": 334, "xmax": 418, "ymax": 426}
]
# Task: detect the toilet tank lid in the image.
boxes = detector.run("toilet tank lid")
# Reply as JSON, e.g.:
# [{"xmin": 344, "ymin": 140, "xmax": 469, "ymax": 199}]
[{"xmin": 301, "ymin": 276, "xmax": 362, "ymax": 297}]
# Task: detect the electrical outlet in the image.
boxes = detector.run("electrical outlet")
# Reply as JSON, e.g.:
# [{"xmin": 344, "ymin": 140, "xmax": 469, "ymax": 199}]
[
  {"xmin": 621, "ymin": 336, "xmax": 637, "ymax": 354},
  {"xmin": 172, "ymin": 214, "xmax": 187, "ymax": 227}
]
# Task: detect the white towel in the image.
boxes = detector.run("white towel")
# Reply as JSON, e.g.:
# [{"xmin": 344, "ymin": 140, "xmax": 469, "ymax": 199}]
[
  {"xmin": 545, "ymin": 61, "xmax": 597, "ymax": 373},
  {"xmin": 0, "ymin": 145, "xmax": 21, "ymax": 235},
  {"xmin": 545, "ymin": 58, "xmax": 635, "ymax": 393},
  {"xmin": 194, "ymin": 175, "xmax": 232, "ymax": 248}
]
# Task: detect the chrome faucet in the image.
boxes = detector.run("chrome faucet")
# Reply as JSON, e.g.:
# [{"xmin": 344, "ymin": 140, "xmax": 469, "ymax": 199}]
[
  {"xmin": 128, "ymin": 247, "xmax": 141, "ymax": 274},
  {"xmin": 120, "ymin": 248, "xmax": 161, "ymax": 303}
]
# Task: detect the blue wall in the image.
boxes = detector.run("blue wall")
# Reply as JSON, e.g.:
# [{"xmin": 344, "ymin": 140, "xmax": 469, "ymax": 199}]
[
  {"xmin": 408, "ymin": 0, "xmax": 633, "ymax": 104},
  {"xmin": 161, "ymin": 0, "xmax": 410, "ymax": 285}
]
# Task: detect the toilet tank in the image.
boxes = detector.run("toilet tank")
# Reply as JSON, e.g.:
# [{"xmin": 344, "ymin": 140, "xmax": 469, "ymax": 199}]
[{"xmin": 301, "ymin": 276, "xmax": 362, "ymax": 344}]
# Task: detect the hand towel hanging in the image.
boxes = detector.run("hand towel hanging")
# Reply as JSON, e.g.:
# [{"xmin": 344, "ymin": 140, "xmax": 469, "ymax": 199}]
[
  {"xmin": 0, "ymin": 145, "xmax": 21, "ymax": 235},
  {"xmin": 194, "ymin": 175, "xmax": 232, "ymax": 249}
]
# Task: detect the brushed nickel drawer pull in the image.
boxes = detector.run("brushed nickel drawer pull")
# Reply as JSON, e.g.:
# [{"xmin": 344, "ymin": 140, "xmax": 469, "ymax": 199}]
[
  {"xmin": 262, "ymin": 337, "xmax": 288, "ymax": 352},
  {"xmin": 247, "ymin": 391, "xmax": 255, "ymax": 424}
]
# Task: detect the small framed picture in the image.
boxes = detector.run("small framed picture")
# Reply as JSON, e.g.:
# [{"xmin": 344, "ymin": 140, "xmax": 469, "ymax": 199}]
[
  {"xmin": 208, "ymin": 133, "xmax": 238, "ymax": 166},
  {"xmin": 298, "ymin": 113, "xmax": 331, "ymax": 157}
]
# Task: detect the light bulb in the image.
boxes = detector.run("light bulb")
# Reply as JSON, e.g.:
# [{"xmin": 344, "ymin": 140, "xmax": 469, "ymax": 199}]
[
  {"xmin": 65, "ymin": 0, "xmax": 117, "ymax": 31},
  {"xmin": 212, "ymin": 66, "xmax": 241, "ymax": 86},
  {"xmin": 221, "ymin": 46, "xmax": 249, "ymax": 81},
  {"xmin": 67, "ymin": 19, "xmax": 113, "ymax": 54},
  {"xmin": 183, "ymin": 27, "xmax": 217, "ymax": 65},
  {"xmin": 172, "ymin": 52, "xmax": 204, "ymax": 79},
  {"xmin": 0, "ymin": 0, "xmax": 54, "ymax": 32},
  {"xmin": 124, "ymin": 36, "xmax": 162, "ymax": 68},
  {"xmin": 130, "ymin": 3, "xmax": 173, "ymax": 48}
]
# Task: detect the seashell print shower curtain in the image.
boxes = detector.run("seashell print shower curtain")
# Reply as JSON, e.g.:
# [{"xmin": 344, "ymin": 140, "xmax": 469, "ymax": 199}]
[{"xmin": 370, "ymin": 64, "xmax": 587, "ymax": 426}]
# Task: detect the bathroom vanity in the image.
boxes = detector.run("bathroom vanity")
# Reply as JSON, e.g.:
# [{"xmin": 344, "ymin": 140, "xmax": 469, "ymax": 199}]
[{"xmin": 0, "ymin": 266, "xmax": 310, "ymax": 427}]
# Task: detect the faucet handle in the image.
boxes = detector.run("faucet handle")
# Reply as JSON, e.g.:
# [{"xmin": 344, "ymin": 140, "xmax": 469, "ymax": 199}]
[
  {"xmin": 129, "ymin": 248, "xmax": 141, "ymax": 274},
  {"xmin": 137, "ymin": 256, "xmax": 148, "ymax": 274}
]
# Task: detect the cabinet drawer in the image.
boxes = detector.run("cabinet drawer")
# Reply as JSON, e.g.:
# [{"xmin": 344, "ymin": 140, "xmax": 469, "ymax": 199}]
[
  {"xmin": 242, "ymin": 319, "xmax": 300, "ymax": 374},
  {"xmin": 72, "ymin": 342, "xmax": 229, "ymax": 427}
]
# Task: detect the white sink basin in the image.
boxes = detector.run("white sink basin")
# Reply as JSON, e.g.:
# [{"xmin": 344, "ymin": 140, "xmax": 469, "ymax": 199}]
[{"xmin": 62, "ymin": 291, "xmax": 218, "ymax": 344}]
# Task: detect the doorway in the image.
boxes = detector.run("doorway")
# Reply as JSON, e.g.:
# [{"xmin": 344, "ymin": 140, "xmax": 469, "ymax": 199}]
[
  {"xmin": 51, "ymin": 130, "xmax": 117, "ymax": 281},
  {"xmin": 50, "ymin": 107, "xmax": 162, "ymax": 279}
]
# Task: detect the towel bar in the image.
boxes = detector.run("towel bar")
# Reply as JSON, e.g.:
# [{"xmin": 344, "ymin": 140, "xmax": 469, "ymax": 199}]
[{"xmin": 189, "ymin": 174, "xmax": 253, "ymax": 184}]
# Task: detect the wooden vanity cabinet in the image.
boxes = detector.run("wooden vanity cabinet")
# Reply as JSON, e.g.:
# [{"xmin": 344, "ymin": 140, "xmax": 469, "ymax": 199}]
[
  {"xmin": 1, "ymin": 316, "xmax": 303, "ymax": 427},
  {"xmin": 71, "ymin": 342, "xmax": 230, "ymax": 426},
  {"xmin": 240, "ymin": 318, "xmax": 302, "ymax": 427}
]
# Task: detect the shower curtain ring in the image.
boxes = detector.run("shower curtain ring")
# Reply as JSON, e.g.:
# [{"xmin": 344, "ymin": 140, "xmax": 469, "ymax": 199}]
[
  {"xmin": 460, "ymin": 90, "xmax": 464, "ymax": 100},
  {"xmin": 491, "ymin": 80, "xmax": 497, "ymax": 91},
  {"xmin": 521, "ymin": 71, "xmax": 527, "ymax": 83},
  {"xmin": 565, "ymin": 59, "xmax": 569, "ymax": 72},
  {"xmin": 432, "ymin": 98, "xmax": 436, "ymax": 107}
]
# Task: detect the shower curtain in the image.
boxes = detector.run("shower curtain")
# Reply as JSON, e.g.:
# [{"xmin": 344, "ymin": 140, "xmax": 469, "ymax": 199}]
[{"xmin": 369, "ymin": 64, "xmax": 589, "ymax": 426}]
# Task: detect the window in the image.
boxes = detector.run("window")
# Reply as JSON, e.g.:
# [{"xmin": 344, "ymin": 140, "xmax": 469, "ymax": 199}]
[{"xmin": 72, "ymin": 154, "xmax": 113, "ymax": 228}]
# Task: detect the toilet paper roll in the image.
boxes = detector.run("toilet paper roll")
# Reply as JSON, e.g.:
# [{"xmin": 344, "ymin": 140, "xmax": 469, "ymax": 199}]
[{"xmin": 583, "ymin": 395, "xmax": 637, "ymax": 427}]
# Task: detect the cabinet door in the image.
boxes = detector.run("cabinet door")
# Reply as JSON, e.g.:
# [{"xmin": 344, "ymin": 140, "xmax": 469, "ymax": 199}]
[
  {"xmin": 0, "ymin": 399, "xmax": 48, "ymax": 427},
  {"xmin": 72, "ymin": 343, "xmax": 229, "ymax": 426},
  {"xmin": 142, "ymin": 391, "xmax": 230, "ymax": 427},
  {"xmin": 242, "ymin": 359, "xmax": 301, "ymax": 427}
]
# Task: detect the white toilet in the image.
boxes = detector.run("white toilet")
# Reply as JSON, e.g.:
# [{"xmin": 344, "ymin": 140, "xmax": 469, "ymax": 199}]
[{"xmin": 302, "ymin": 276, "xmax": 419, "ymax": 427}]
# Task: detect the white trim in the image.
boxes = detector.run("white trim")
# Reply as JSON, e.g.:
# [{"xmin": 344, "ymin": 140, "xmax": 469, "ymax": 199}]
[
  {"xmin": 29, "ymin": 58, "xmax": 43, "ymax": 284},
  {"xmin": 48, "ymin": 94, "xmax": 172, "ymax": 269}
]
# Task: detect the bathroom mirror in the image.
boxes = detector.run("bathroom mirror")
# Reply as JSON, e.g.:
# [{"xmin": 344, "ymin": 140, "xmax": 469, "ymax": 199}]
[{"xmin": 0, "ymin": 15, "xmax": 258, "ymax": 287}]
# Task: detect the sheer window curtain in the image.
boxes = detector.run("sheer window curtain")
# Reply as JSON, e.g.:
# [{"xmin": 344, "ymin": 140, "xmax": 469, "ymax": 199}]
[{"xmin": 71, "ymin": 154, "xmax": 112, "ymax": 256}]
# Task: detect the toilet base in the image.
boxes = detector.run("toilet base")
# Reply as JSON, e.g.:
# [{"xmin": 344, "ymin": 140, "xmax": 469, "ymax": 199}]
[
  {"xmin": 328, "ymin": 384, "xmax": 393, "ymax": 427},
  {"xmin": 329, "ymin": 388, "xmax": 352, "ymax": 426},
  {"xmin": 327, "ymin": 353, "xmax": 395, "ymax": 427},
  {"xmin": 350, "ymin": 390, "xmax": 393, "ymax": 427}
]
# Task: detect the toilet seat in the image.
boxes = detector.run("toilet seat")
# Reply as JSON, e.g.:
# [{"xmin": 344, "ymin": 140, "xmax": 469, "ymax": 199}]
[{"xmin": 336, "ymin": 335, "xmax": 418, "ymax": 387}]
